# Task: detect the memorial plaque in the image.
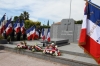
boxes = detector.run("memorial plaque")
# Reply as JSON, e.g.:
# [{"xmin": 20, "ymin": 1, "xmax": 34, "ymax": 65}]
[
  {"xmin": 60, "ymin": 19, "xmax": 75, "ymax": 42},
  {"xmin": 50, "ymin": 18, "xmax": 82, "ymax": 43},
  {"xmin": 61, "ymin": 31, "xmax": 73, "ymax": 35}
]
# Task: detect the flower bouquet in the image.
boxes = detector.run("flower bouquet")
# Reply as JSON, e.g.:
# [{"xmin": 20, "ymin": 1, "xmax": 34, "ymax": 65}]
[
  {"xmin": 17, "ymin": 41, "xmax": 28, "ymax": 49},
  {"xmin": 43, "ymin": 43, "xmax": 61, "ymax": 56},
  {"xmin": 29, "ymin": 45, "xmax": 43, "ymax": 52}
]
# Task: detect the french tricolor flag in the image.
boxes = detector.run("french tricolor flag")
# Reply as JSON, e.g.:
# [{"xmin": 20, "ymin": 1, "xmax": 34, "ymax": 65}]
[
  {"xmin": 5, "ymin": 17, "xmax": 12, "ymax": 36},
  {"xmin": 79, "ymin": 1, "xmax": 100, "ymax": 64},
  {"xmin": 26, "ymin": 26, "xmax": 36, "ymax": 40},
  {"xmin": 35, "ymin": 31, "xmax": 39, "ymax": 39},
  {"xmin": 0, "ymin": 14, "xmax": 6, "ymax": 35},
  {"xmin": 41, "ymin": 28, "xmax": 45, "ymax": 41},
  {"xmin": 46, "ymin": 28, "xmax": 50, "ymax": 42},
  {"xmin": 14, "ymin": 19, "xmax": 20, "ymax": 34},
  {"xmin": 26, "ymin": 26, "xmax": 35, "ymax": 40},
  {"xmin": 20, "ymin": 20, "xmax": 25, "ymax": 34},
  {"xmin": 30, "ymin": 26, "xmax": 36, "ymax": 40},
  {"xmin": 26, "ymin": 28, "xmax": 31, "ymax": 40}
]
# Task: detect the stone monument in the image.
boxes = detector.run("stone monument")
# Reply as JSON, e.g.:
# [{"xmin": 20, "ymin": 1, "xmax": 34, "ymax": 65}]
[{"xmin": 50, "ymin": 19, "xmax": 82, "ymax": 43}]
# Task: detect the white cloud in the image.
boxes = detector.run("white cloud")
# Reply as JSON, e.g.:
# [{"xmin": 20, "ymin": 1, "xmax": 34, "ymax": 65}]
[{"xmin": 0, "ymin": 0, "xmax": 100, "ymax": 22}]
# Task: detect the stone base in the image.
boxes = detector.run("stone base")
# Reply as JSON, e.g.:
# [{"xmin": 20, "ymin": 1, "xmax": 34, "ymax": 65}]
[
  {"xmin": 0, "ymin": 39, "xmax": 7, "ymax": 44},
  {"xmin": 51, "ymin": 38, "xmax": 69, "ymax": 46}
]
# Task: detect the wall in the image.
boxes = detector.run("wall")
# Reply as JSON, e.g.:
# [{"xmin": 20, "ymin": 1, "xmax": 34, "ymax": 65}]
[{"xmin": 74, "ymin": 24, "xmax": 82, "ymax": 43}]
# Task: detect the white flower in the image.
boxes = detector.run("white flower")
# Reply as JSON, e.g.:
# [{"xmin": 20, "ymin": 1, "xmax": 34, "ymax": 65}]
[
  {"xmin": 51, "ymin": 43, "xmax": 54, "ymax": 45},
  {"xmin": 17, "ymin": 46, "xmax": 19, "ymax": 48},
  {"xmin": 55, "ymin": 45, "xmax": 58, "ymax": 48},
  {"xmin": 43, "ymin": 50, "xmax": 46, "ymax": 53},
  {"xmin": 32, "ymin": 49, "xmax": 35, "ymax": 52},
  {"xmin": 18, "ymin": 46, "xmax": 21, "ymax": 48},
  {"xmin": 46, "ymin": 50, "xmax": 49, "ymax": 53},
  {"xmin": 50, "ymin": 51, "xmax": 52, "ymax": 54},
  {"xmin": 53, "ymin": 53, "xmax": 55, "ymax": 56},
  {"xmin": 55, "ymin": 51, "xmax": 58, "ymax": 56}
]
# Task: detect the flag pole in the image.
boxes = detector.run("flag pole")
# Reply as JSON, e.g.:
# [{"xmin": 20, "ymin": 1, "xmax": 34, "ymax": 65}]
[
  {"xmin": 84, "ymin": 0, "xmax": 88, "ymax": 5},
  {"xmin": 68, "ymin": 0, "xmax": 72, "ymax": 23}
]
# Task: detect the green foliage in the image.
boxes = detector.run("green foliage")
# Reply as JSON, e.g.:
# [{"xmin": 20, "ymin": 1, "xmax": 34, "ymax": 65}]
[
  {"xmin": 19, "ymin": 13, "xmax": 24, "ymax": 20},
  {"xmin": 7, "ymin": 36, "xmax": 10, "ymax": 41},
  {"xmin": 13, "ymin": 11, "xmax": 29, "ymax": 22},
  {"xmin": 20, "ymin": 36, "xmax": 24, "ymax": 40},
  {"xmin": 0, "ymin": 35, "xmax": 4, "ymax": 39},
  {"xmin": 35, "ymin": 21, "xmax": 41, "ymax": 26},
  {"xmin": 40, "ymin": 25, "xmax": 50, "ymax": 28},
  {"xmin": 23, "ymin": 11, "xmax": 29, "ymax": 20},
  {"xmin": 25, "ymin": 20, "xmax": 33, "ymax": 29},
  {"xmin": 75, "ymin": 20, "xmax": 83, "ymax": 24},
  {"xmin": 19, "ymin": 11, "xmax": 29, "ymax": 20},
  {"xmin": 13, "ymin": 16, "xmax": 19, "ymax": 22},
  {"xmin": 47, "ymin": 20, "xmax": 49, "ymax": 26},
  {"xmin": 14, "ymin": 36, "xmax": 17, "ymax": 41},
  {"xmin": 25, "ymin": 20, "xmax": 41, "ymax": 29}
]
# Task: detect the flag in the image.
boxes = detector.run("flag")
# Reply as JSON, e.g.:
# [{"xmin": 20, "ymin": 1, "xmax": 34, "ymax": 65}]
[
  {"xmin": 46, "ymin": 28, "xmax": 50, "ymax": 42},
  {"xmin": 35, "ymin": 31, "xmax": 39, "ymax": 39},
  {"xmin": 2, "ymin": 19, "xmax": 7, "ymax": 34},
  {"xmin": 0, "ymin": 14, "xmax": 6, "ymax": 35},
  {"xmin": 26, "ymin": 26, "xmax": 36, "ymax": 40},
  {"xmin": 20, "ymin": 20, "xmax": 25, "ymax": 34},
  {"xmin": 79, "ymin": 1, "xmax": 100, "ymax": 64},
  {"xmin": 26, "ymin": 28, "xmax": 31, "ymax": 40},
  {"xmin": 5, "ymin": 17, "xmax": 12, "ymax": 36},
  {"xmin": 30, "ymin": 26, "xmax": 36, "ymax": 40},
  {"xmin": 14, "ymin": 19, "xmax": 20, "ymax": 34},
  {"xmin": 41, "ymin": 28, "xmax": 45, "ymax": 41}
]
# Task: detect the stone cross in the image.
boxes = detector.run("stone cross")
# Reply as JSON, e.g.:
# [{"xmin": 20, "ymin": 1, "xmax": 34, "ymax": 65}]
[{"xmin": 66, "ymin": 20, "xmax": 71, "ymax": 31}]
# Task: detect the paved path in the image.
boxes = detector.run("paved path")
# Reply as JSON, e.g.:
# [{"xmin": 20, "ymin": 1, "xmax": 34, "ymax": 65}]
[{"xmin": 0, "ymin": 50, "xmax": 69, "ymax": 66}]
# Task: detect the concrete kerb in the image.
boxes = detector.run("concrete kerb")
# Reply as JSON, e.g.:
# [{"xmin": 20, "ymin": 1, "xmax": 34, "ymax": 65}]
[
  {"xmin": 2, "ymin": 45, "xmax": 98, "ymax": 66},
  {"xmin": 60, "ymin": 50, "xmax": 90, "ymax": 58}
]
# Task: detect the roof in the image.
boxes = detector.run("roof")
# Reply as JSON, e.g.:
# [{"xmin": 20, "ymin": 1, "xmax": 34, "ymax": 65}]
[{"xmin": 54, "ymin": 22, "xmax": 61, "ymax": 25}]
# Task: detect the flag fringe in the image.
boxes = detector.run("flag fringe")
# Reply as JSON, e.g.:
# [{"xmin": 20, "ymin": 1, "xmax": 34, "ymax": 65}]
[
  {"xmin": 88, "ymin": 1, "xmax": 100, "ymax": 10},
  {"xmin": 79, "ymin": 44, "xmax": 100, "ymax": 65},
  {"xmin": 79, "ymin": 42, "xmax": 86, "ymax": 45}
]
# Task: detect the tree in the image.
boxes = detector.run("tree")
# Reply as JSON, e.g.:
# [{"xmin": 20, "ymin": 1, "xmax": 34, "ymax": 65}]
[
  {"xmin": 13, "ymin": 16, "xmax": 19, "ymax": 22},
  {"xmin": 19, "ymin": 13, "xmax": 24, "ymax": 21},
  {"xmin": 23, "ymin": 11, "xmax": 29, "ymax": 20},
  {"xmin": 47, "ymin": 20, "xmax": 49, "ymax": 26},
  {"xmin": 13, "ymin": 11, "xmax": 29, "ymax": 22},
  {"xmin": 25, "ymin": 20, "xmax": 33, "ymax": 29},
  {"xmin": 12, "ymin": 11, "xmax": 42, "ymax": 29},
  {"xmin": 25, "ymin": 20, "xmax": 41, "ymax": 29},
  {"xmin": 75, "ymin": 20, "xmax": 83, "ymax": 24}
]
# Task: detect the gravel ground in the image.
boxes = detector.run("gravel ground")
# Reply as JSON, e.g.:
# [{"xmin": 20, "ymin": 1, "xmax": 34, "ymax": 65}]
[{"xmin": 0, "ymin": 50, "xmax": 69, "ymax": 66}]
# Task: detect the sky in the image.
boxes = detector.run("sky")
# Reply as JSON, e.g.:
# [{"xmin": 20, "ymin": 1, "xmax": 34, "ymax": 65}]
[{"xmin": 0, "ymin": 0, "xmax": 100, "ymax": 25}]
